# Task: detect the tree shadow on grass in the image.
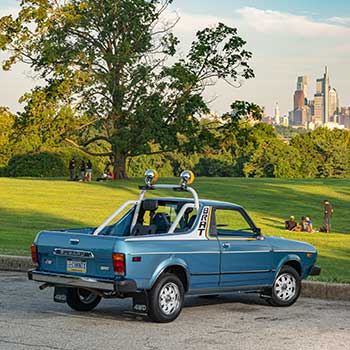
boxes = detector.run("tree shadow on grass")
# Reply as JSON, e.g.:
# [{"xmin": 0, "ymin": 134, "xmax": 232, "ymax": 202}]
[{"xmin": 0, "ymin": 207, "xmax": 88, "ymax": 256}]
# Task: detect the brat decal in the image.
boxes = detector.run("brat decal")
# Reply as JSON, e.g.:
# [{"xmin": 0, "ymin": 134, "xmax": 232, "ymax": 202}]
[{"xmin": 198, "ymin": 206, "xmax": 210, "ymax": 236}]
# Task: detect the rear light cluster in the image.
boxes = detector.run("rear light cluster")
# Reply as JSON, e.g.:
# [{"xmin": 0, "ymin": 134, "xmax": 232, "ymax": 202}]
[
  {"xmin": 31, "ymin": 245, "xmax": 38, "ymax": 265},
  {"xmin": 112, "ymin": 253, "xmax": 125, "ymax": 276}
]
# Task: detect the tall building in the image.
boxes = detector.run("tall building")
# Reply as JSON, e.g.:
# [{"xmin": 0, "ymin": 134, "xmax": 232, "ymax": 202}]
[
  {"xmin": 322, "ymin": 66, "xmax": 330, "ymax": 124},
  {"xmin": 274, "ymin": 102, "xmax": 281, "ymax": 124},
  {"xmin": 297, "ymin": 76, "xmax": 308, "ymax": 100},
  {"xmin": 292, "ymin": 75, "xmax": 310, "ymax": 126},
  {"xmin": 328, "ymin": 87, "xmax": 339, "ymax": 120},
  {"xmin": 314, "ymin": 93, "xmax": 323, "ymax": 124},
  {"xmin": 313, "ymin": 66, "xmax": 331, "ymax": 124},
  {"xmin": 294, "ymin": 90, "xmax": 305, "ymax": 110}
]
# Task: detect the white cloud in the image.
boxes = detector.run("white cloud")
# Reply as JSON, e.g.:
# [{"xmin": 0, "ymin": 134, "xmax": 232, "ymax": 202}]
[
  {"xmin": 328, "ymin": 16, "xmax": 350, "ymax": 25},
  {"xmin": 237, "ymin": 7, "xmax": 350, "ymax": 38}
]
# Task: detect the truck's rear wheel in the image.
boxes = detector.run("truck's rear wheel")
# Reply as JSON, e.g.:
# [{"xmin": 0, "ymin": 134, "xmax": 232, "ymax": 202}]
[
  {"xmin": 66, "ymin": 288, "xmax": 101, "ymax": 311},
  {"xmin": 268, "ymin": 266, "xmax": 301, "ymax": 306},
  {"xmin": 148, "ymin": 273, "xmax": 184, "ymax": 323}
]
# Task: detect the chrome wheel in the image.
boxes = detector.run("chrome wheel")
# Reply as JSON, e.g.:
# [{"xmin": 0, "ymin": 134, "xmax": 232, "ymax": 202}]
[
  {"xmin": 159, "ymin": 282, "xmax": 181, "ymax": 315},
  {"xmin": 274, "ymin": 273, "xmax": 296, "ymax": 301},
  {"xmin": 77, "ymin": 289, "xmax": 98, "ymax": 304}
]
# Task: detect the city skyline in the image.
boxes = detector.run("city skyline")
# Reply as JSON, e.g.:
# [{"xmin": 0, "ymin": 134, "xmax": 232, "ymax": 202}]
[{"xmin": 1, "ymin": 1, "xmax": 350, "ymax": 116}]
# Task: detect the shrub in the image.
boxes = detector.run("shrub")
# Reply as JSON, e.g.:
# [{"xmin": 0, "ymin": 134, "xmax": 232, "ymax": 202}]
[{"xmin": 5, "ymin": 147, "xmax": 104, "ymax": 178}]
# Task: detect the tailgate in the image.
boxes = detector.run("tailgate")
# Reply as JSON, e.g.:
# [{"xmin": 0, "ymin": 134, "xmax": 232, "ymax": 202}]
[{"xmin": 35, "ymin": 230, "xmax": 120, "ymax": 279}]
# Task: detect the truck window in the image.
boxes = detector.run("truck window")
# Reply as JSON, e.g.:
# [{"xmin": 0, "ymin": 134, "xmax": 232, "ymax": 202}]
[{"xmin": 214, "ymin": 208, "xmax": 254, "ymax": 236}]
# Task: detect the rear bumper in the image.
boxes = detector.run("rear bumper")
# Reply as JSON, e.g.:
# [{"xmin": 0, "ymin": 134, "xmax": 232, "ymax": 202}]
[
  {"xmin": 28, "ymin": 269, "xmax": 137, "ymax": 292},
  {"xmin": 309, "ymin": 265, "xmax": 321, "ymax": 276}
]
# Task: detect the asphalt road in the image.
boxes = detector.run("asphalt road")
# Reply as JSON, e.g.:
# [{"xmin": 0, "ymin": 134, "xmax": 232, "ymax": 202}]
[{"xmin": 0, "ymin": 272, "xmax": 349, "ymax": 350}]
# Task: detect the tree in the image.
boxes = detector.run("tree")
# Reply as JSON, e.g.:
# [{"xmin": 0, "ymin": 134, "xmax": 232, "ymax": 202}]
[
  {"xmin": 0, "ymin": 107, "xmax": 15, "ymax": 167},
  {"xmin": 0, "ymin": 0, "xmax": 254, "ymax": 178}
]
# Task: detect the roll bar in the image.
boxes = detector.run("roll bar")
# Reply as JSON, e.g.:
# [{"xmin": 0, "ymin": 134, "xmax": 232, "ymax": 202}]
[{"xmin": 129, "ymin": 184, "xmax": 200, "ymax": 234}]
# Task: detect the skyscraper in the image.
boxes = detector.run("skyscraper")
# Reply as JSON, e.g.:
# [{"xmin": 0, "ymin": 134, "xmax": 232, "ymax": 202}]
[
  {"xmin": 313, "ymin": 66, "xmax": 331, "ymax": 125},
  {"xmin": 322, "ymin": 66, "xmax": 330, "ymax": 124},
  {"xmin": 292, "ymin": 75, "xmax": 309, "ymax": 126},
  {"xmin": 274, "ymin": 102, "xmax": 281, "ymax": 124},
  {"xmin": 329, "ymin": 87, "xmax": 339, "ymax": 121},
  {"xmin": 297, "ymin": 76, "xmax": 308, "ymax": 100}
]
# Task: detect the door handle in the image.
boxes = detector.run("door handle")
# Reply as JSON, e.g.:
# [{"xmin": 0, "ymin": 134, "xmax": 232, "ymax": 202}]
[{"xmin": 222, "ymin": 243, "xmax": 230, "ymax": 249}]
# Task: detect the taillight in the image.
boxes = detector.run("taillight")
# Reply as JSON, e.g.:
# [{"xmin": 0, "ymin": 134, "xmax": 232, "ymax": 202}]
[
  {"xmin": 112, "ymin": 253, "xmax": 125, "ymax": 276},
  {"xmin": 31, "ymin": 245, "xmax": 38, "ymax": 265}
]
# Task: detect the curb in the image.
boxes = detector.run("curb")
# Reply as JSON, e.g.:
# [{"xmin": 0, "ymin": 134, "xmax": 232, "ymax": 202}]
[
  {"xmin": 0, "ymin": 255, "xmax": 33, "ymax": 272},
  {"xmin": 301, "ymin": 280, "xmax": 350, "ymax": 301},
  {"xmin": 0, "ymin": 255, "xmax": 349, "ymax": 302}
]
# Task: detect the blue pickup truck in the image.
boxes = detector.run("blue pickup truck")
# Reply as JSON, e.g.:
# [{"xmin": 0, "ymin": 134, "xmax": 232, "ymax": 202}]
[{"xmin": 28, "ymin": 170, "xmax": 320, "ymax": 322}]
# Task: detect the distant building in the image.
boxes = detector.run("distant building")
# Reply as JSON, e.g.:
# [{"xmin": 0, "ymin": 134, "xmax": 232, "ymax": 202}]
[
  {"xmin": 313, "ymin": 66, "xmax": 331, "ymax": 124},
  {"xmin": 297, "ymin": 76, "xmax": 308, "ymax": 102},
  {"xmin": 294, "ymin": 90, "xmax": 305, "ymax": 110},
  {"xmin": 328, "ymin": 87, "xmax": 339, "ymax": 121},
  {"xmin": 314, "ymin": 93, "xmax": 324, "ymax": 124},
  {"xmin": 274, "ymin": 102, "xmax": 281, "ymax": 124}
]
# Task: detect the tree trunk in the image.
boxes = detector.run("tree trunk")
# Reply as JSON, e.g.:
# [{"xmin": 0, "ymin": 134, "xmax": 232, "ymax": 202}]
[{"xmin": 112, "ymin": 154, "xmax": 128, "ymax": 179}]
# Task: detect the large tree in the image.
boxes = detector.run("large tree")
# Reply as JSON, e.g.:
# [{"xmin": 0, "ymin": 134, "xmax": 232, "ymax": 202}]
[{"xmin": 0, "ymin": 0, "xmax": 254, "ymax": 178}]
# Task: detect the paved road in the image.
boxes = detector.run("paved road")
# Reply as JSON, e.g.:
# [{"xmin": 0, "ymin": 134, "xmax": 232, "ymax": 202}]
[{"xmin": 0, "ymin": 272, "xmax": 349, "ymax": 350}]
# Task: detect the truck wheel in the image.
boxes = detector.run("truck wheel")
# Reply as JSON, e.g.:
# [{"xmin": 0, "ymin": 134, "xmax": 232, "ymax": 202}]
[
  {"xmin": 66, "ymin": 288, "xmax": 101, "ymax": 311},
  {"xmin": 268, "ymin": 266, "xmax": 301, "ymax": 306},
  {"xmin": 148, "ymin": 273, "xmax": 184, "ymax": 323}
]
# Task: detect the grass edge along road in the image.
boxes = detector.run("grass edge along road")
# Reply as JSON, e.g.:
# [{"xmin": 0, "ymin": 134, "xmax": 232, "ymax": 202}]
[{"xmin": 0, "ymin": 177, "xmax": 349, "ymax": 283}]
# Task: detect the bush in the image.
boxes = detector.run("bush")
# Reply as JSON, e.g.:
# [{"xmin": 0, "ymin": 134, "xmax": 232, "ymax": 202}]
[
  {"xmin": 5, "ymin": 147, "xmax": 104, "ymax": 178},
  {"xmin": 194, "ymin": 157, "xmax": 235, "ymax": 177}
]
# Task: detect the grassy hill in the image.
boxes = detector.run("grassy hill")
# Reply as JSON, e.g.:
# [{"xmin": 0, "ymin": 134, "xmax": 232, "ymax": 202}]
[{"xmin": 1, "ymin": 177, "xmax": 349, "ymax": 283}]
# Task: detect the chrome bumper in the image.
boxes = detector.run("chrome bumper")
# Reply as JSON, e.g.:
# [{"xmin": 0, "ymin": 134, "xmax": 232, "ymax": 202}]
[{"xmin": 28, "ymin": 270, "xmax": 137, "ymax": 292}]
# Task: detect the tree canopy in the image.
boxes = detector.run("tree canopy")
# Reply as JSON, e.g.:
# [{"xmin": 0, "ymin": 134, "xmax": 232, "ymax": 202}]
[{"xmin": 0, "ymin": 0, "xmax": 255, "ymax": 178}]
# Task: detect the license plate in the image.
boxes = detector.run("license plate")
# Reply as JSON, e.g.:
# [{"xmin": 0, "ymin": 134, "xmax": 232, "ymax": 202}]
[{"xmin": 67, "ymin": 259, "xmax": 87, "ymax": 273}]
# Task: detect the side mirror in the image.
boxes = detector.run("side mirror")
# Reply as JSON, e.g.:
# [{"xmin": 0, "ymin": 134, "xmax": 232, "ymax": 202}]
[{"xmin": 254, "ymin": 227, "xmax": 262, "ymax": 238}]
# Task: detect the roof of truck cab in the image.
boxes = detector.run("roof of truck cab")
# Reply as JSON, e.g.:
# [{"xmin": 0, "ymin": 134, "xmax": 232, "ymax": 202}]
[{"xmin": 147, "ymin": 197, "xmax": 243, "ymax": 209}]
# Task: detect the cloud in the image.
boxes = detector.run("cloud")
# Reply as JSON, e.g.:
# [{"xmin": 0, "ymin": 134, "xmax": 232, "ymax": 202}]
[
  {"xmin": 236, "ymin": 7, "xmax": 350, "ymax": 38},
  {"xmin": 328, "ymin": 16, "xmax": 350, "ymax": 25}
]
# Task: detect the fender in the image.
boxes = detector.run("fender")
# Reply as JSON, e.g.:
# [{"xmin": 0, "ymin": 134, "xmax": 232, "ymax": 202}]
[
  {"xmin": 275, "ymin": 254, "xmax": 302, "ymax": 279},
  {"xmin": 149, "ymin": 256, "xmax": 190, "ymax": 290}
]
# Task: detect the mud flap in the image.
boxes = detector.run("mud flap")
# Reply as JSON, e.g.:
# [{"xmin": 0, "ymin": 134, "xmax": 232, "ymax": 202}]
[
  {"xmin": 54, "ymin": 287, "xmax": 68, "ymax": 303},
  {"xmin": 132, "ymin": 291, "xmax": 148, "ymax": 314}
]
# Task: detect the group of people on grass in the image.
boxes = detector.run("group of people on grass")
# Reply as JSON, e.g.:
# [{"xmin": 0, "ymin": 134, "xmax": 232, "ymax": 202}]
[
  {"xmin": 68, "ymin": 159, "xmax": 115, "ymax": 182},
  {"xmin": 68, "ymin": 159, "xmax": 93, "ymax": 182},
  {"xmin": 285, "ymin": 200, "xmax": 333, "ymax": 233}
]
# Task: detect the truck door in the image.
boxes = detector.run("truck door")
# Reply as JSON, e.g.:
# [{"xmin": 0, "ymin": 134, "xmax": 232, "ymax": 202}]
[{"xmin": 211, "ymin": 207, "xmax": 274, "ymax": 287}]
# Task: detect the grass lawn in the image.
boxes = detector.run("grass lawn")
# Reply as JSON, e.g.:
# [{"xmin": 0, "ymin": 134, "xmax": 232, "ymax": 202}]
[{"xmin": 0, "ymin": 177, "xmax": 349, "ymax": 283}]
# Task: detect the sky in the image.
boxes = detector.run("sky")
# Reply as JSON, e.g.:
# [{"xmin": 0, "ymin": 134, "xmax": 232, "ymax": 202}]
[{"xmin": 1, "ymin": 0, "xmax": 350, "ymax": 116}]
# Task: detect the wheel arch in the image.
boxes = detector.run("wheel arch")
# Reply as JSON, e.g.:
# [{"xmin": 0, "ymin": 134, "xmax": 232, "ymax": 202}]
[
  {"xmin": 150, "ymin": 258, "xmax": 190, "ymax": 292},
  {"xmin": 276, "ymin": 254, "xmax": 302, "ymax": 277}
]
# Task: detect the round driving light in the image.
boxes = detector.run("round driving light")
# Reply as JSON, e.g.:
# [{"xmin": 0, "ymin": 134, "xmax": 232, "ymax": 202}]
[
  {"xmin": 180, "ymin": 170, "xmax": 195, "ymax": 186},
  {"xmin": 144, "ymin": 169, "xmax": 159, "ymax": 186}
]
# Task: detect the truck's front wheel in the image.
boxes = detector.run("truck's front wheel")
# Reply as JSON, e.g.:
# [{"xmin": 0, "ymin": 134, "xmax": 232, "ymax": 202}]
[
  {"xmin": 66, "ymin": 288, "xmax": 101, "ymax": 311},
  {"xmin": 148, "ymin": 273, "xmax": 184, "ymax": 323}
]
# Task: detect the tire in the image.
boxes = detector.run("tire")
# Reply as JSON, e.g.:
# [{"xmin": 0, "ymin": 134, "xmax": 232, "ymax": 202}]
[
  {"xmin": 148, "ymin": 273, "xmax": 184, "ymax": 323},
  {"xmin": 268, "ymin": 266, "xmax": 301, "ymax": 306},
  {"xmin": 66, "ymin": 288, "xmax": 101, "ymax": 312}
]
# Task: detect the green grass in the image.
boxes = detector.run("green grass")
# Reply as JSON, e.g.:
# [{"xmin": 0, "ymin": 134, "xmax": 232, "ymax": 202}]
[{"xmin": 1, "ymin": 177, "xmax": 349, "ymax": 283}]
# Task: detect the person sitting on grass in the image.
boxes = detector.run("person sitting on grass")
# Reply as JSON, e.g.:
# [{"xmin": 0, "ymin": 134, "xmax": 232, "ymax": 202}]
[
  {"xmin": 306, "ymin": 216, "xmax": 315, "ymax": 233},
  {"xmin": 285, "ymin": 216, "xmax": 300, "ymax": 231},
  {"xmin": 300, "ymin": 216, "xmax": 308, "ymax": 232}
]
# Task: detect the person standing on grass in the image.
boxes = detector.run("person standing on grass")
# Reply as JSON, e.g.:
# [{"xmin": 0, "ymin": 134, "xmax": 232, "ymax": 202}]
[
  {"xmin": 68, "ymin": 158, "xmax": 75, "ymax": 180},
  {"xmin": 86, "ymin": 160, "xmax": 92, "ymax": 182},
  {"xmin": 80, "ymin": 160, "xmax": 86, "ymax": 181},
  {"xmin": 324, "ymin": 199, "xmax": 333, "ymax": 233}
]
